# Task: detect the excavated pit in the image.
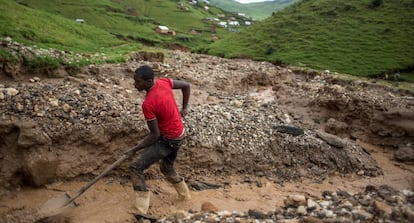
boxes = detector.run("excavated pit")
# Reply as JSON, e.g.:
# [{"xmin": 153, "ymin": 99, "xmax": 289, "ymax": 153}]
[{"xmin": 0, "ymin": 50, "xmax": 413, "ymax": 222}]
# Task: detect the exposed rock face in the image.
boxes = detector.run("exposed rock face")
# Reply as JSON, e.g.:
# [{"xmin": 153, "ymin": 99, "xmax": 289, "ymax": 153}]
[{"xmin": 129, "ymin": 51, "xmax": 165, "ymax": 63}]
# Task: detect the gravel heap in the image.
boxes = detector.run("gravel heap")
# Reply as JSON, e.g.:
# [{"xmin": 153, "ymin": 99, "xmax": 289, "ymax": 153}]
[{"xmin": 157, "ymin": 185, "xmax": 414, "ymax": 223}]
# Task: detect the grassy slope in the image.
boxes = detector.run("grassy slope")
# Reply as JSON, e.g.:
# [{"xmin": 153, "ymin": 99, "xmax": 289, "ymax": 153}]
[
  {"xmin": 0, "ymin": 0, "xmax": 128, "ymax": 51},
  {"xmin": 210, "ymin": 0, "xmax": 298, "ymax": 20},
  {"xmin": 205, "ymin": 0, "xmax": 414, "ymax": 78},
  {"xmin": 14, "ymin": 0, "xmax": 229, "ymax": 49}
]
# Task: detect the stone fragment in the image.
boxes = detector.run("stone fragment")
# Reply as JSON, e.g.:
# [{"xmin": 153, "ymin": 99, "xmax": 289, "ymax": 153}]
[
  {"xmin": 394, "ymin": 145, "xmax": 414, "ymax": 162},
  {"xmin": 201, "ymin": 202, "xmax": 219, "ymax": 212},
  {"xmin": 5, "ymin": 87, "xmax": 19, "ymax": 96},
  {"xmin": 284, "ymin": 194, "xmax": 307, "ymax": 207},
  {"xmin": 316, "ymin": 130, "xmax": 346, "ymax": 148},
  {"xmin": 247, "ymin": 209, "xmax": 267, "ymax": 219},
  {"xmin": 374, "ymin": 200, "xmax": 392, "ymax": 216}
]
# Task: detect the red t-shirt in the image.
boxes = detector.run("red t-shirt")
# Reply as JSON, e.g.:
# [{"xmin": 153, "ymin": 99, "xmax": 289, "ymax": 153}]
[{"xmin": 142, "ymin": 78, "xmax": 184, "ymax": 139}]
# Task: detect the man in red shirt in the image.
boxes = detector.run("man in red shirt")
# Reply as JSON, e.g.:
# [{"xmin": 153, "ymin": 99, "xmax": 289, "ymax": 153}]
[{"xmin": 127, "ymin": 65, "xmax": 191, "ymax": 214}]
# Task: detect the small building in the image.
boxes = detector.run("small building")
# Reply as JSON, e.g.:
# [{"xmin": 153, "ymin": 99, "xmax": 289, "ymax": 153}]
[
  {"xmin": 75, "ymin": 19, "xmax": 85, "ymax": 23},
  {"xmin": 228, "ymin": 21, "xmax": 240, "ymax": 26},
  {"xmin": 245, "ymin": 21, "xmax": 252, "ymax": 26},
  {"xmin": 156, "ymin": 25, "xmax": 169, "ymax": 34},
  {"xmin": 218, "ymin": 21, "xmax": 227, "ymax": 28},
  {"xmin": 155, "ymin": 26, "xmax": 176, "ymax": 36}
]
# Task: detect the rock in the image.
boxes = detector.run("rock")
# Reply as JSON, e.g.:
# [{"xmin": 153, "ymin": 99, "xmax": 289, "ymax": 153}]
[
  {"xmin": 307, "ymin": 198, "xmax": 319, "ymax": 210},
  {"xmin": 247, "ymin": 209, "xmax": 268, "ymax": 219},
  {"xmin": 373, "ymin": 200, "xmax": 392, "ymax": 216},
  {"xmin": 394, "ymin": 145, "xmax": 414, "ymax": 162},
  {"xmin": 403, "ymin": 206, "xmax": 414, "ymax": 222},
  {"xmin": 284, "ymin": 194, "xmax": 307, "ymax": 207},
  {"xmin": 0, "ymin": 92, "xmax": 4, "ymax": 100},
  {"xmin": 17, "ymin": 123, "xmax": 52, "ymax": 148},
  {"xmin": 378, "ymin": 185, "xmax": 398, "ymax": 203},
  {"xmin": 316, "ymin": 130, "xmax": 346, "ymax": 148},
  {"xmin": 62, "ymin": 103, "xmax": 72, "ymax": 113},
  {"xmin": 49, "ymin": 98, "xmax": 59, "ymax": 107},
  {"xmin": 201, "ymin": 202, "xmax": 219, "ymax": 212},
  {"xmin": 172, "ymin": 210, "xmax": 188, "ymax": 219},
  {"xmin": 302, "ymin": 216, "xmax": 323, "ymax": 223},
  {"xmin": 274, "ymin": 125, "xmax": 304, "ymax": 136},
  {"xmin": 5, "ymin": 87, "xmax": 19, "ymax": 96},
  {"xmin": 297, "ymin": 205, "xmax": 307, "ymax": 215},
  {"xmin": 325, "ymin": 118, "xmax": 348, "ymax": 135},
  {"xmin": 352, "ymin": 209, "xmax": 373, "ymax": 221}
]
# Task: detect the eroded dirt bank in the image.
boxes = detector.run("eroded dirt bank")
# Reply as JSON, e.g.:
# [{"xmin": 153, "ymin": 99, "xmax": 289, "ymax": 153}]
[{"xmin": 0, "ymin": 49, "xmax": 413, "ymax": 222}]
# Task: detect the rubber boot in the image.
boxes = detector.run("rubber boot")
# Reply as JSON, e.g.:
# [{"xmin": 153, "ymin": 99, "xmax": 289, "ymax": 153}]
[
  {"xmin": 134, "ymin": 190, "xmax": 150, "ymax": 214},
  {"xmin": 173, "ymin": 180, "xmax": 191, "ymax": 201}
]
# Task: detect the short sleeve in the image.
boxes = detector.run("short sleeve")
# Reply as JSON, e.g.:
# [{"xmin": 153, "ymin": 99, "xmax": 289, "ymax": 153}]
[{"xmin": 159, "ymin": 78, "xmax": 173, "ymax": 88}]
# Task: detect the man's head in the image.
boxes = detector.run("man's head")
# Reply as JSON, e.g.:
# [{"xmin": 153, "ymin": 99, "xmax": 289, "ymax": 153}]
[{"xmin": 134, "ymin": 65, "xmax": 154, "ymax": 91}]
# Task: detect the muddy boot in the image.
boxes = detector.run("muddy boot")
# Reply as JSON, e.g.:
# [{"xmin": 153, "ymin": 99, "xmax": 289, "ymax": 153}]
[
  {"xmin": 134, "ymin": 190, "xmax": 150, "ymax": 214},
  {"xmin": 173, "ymin": 180, "xmax": 191, "ymax": 201}
]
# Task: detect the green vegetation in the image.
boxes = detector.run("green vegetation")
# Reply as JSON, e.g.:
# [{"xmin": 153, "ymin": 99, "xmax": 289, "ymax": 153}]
[
  {"xmin": 204, "ymin": 0, "xmax": 414, "ymax": 78},
  {"xmin": 0, "ymin": 48, "xmax": 17, "ymax": 61},
  {"xmin": 0, "ymin": 0, "xmax": 239, "ymax": 70},
  {"xmin": 11, "ymin": 0, "xmax": 234, "ymax": 50},
  {"xmin": 210, "ymin": 0, "xmax": 298, "ymax": 20}
]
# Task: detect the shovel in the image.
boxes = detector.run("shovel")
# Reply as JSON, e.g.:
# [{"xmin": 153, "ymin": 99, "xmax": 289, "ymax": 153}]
[{"xmin": 39, "ymin": 148, "xmax": 136, "ymax": 217}]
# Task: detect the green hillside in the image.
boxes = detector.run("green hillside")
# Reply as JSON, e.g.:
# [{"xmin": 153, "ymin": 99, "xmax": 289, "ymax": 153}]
[
  {"xmin": 0, "ymin": 0, "xmax": 127, "ymax": 52},
  {"xmin": 203, "ymin": 0, "xmax": 414, "ymax": 79},
  {"xmin": 210, "ymin": 0, "xmax": 298, "ymax": 20},
  {"xmin": 0, "ymin": 0, "xmax": 235, "ymax": 57}
]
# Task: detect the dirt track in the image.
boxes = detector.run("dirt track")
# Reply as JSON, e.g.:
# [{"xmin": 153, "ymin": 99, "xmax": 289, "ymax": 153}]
[{"xmin": 0, "ymin": 50, "xmax": 413, "ymax": 222}]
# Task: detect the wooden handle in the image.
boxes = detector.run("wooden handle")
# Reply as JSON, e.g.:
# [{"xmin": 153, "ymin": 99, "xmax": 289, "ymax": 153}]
[{"xmin": 65, "ymin": 153, "xmax": 131, "ymax": 205}]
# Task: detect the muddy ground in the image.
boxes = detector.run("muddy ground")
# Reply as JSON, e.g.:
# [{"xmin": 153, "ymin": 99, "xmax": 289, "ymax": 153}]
[{"xmin": 0, "ymin": 47, "xmax": 413, "ymax": 222}]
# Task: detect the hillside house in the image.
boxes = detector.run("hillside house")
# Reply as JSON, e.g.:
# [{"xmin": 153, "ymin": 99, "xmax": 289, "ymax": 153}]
[
  {"xmin": 228, "ymin": 21, "xmax": 240, "ymax": 26},
  {"xmin": 155, "ymin": 26, "xmax": 176, "ymax": 36},
  {"xmin": 75, "ymin": 19, "xmax": 84, "ymax": 23},
  {"xmin": 237, "ymin": 13, "xmax": 246, "ymax": 17},
  {"xmin": 218, "ymin": 21, "xmax": 227, "ymax": 28},
  {"xmin": 177, "ymin": 2, "xmax": 189, "ymax": 11},
  {"xmin": 156, "ymin": 25, "xmax": 169, "ymax": 34}
]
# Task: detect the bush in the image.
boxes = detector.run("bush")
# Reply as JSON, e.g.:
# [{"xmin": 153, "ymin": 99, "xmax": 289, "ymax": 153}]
[
  {"xmin": 369, "ymin": 0, "xmax": 383, "ymax": 9},
  {"xmin": 23, "ymin": 55, "xmax": 60, "ymax": 69}
]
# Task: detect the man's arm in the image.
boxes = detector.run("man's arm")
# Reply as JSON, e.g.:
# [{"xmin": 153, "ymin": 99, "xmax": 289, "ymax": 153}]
[
  {"xmin": 125, "ymin": 119, "xmax": 160, "ymax": 156},
  {"xmin": 172, "ymin": 80, "xmax": 190, "ymax": 116}
]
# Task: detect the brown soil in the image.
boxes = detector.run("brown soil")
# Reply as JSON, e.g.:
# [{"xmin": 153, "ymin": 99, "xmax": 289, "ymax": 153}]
[
  {"xmin": 1, "ymin": 142, "xmax": 413, "ymax": 222},
  {"xmin": 0, "ymin": 50, "xmax": 413, "ymax": 222}
]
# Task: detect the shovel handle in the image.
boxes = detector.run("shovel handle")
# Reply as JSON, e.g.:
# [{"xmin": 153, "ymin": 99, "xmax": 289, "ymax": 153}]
[{"xmin": 65, "ymin": 152, "xmax": 131, "ymax": 205}]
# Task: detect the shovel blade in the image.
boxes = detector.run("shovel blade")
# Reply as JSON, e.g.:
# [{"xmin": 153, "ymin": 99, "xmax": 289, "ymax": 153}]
[{"xmin": 39, "ymin": 193, "xmax": 77, "ymax": 217}]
